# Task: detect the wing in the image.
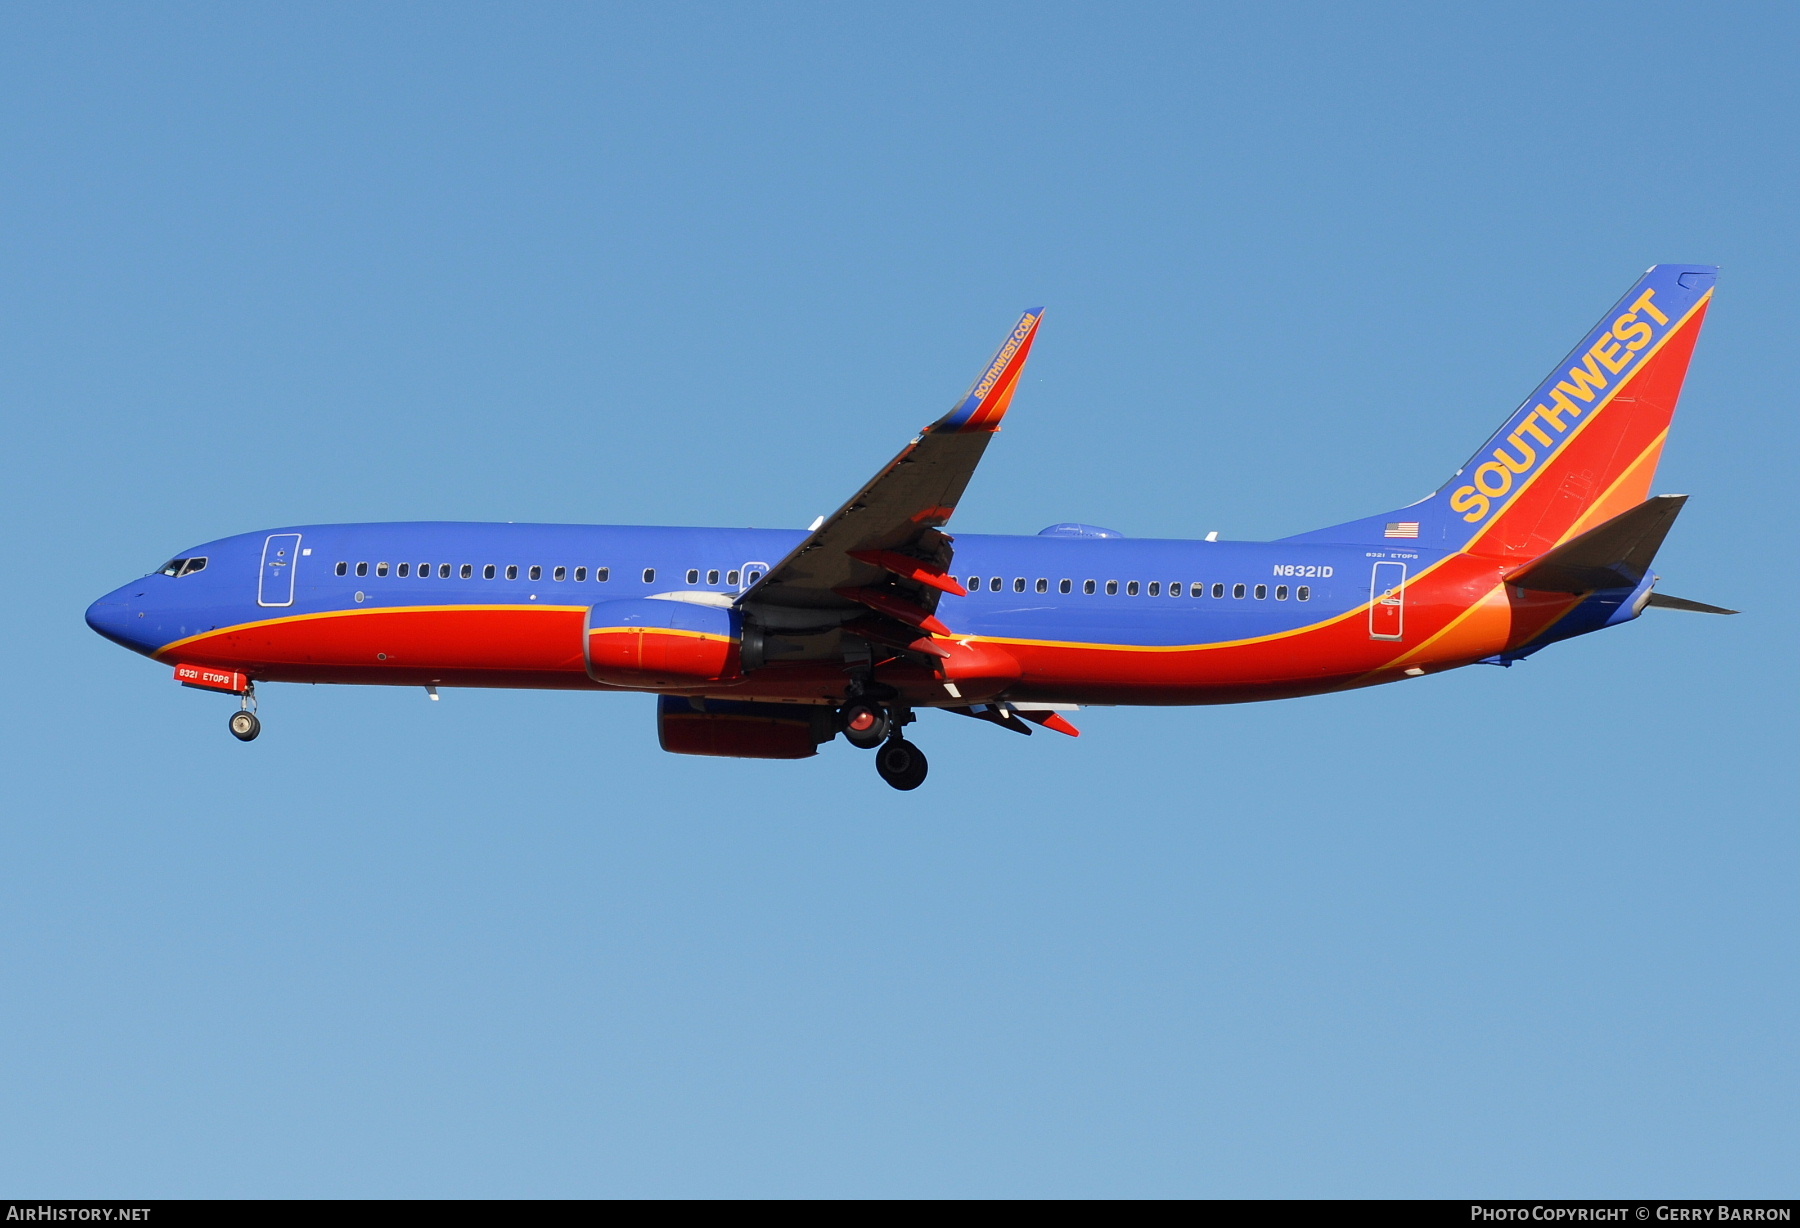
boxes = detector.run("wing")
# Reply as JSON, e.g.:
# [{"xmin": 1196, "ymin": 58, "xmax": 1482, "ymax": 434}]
[{"xmin": 739, "ymin": 310, "xmax": 1043, "ymax": 644}]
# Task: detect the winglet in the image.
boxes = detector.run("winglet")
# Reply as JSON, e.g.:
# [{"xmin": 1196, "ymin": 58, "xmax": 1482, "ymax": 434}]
[{"xmin": 930, "ymin": 309, "xmax": 1044, "ymax": 434}]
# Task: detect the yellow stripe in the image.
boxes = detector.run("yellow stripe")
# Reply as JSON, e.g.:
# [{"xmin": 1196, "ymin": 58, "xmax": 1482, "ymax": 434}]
[
  {"xmin": 587, "ymin": 626, "xmax": 734, "ymax": 642},
  {"xmin": 962, "ymin": 597, "xmax": 1371, "ymax": 655}
]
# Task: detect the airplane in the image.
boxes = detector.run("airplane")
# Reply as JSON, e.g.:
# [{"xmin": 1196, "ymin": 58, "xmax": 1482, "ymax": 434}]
[{"xmin": 86, "ymin": 264, "xmax": 1735, "ymax": 790}]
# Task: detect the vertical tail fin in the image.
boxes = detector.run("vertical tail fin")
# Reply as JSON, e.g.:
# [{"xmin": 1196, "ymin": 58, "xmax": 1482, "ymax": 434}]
[{"xmin": 1287, "ymin": 264, "xmax": 1716, "ymax": 556}]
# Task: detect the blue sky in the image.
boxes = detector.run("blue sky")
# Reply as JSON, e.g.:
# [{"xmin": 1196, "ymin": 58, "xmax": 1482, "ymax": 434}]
[{"xmin": 2, "ymin": 2, "xmax": 1795, "ymax": 1196}]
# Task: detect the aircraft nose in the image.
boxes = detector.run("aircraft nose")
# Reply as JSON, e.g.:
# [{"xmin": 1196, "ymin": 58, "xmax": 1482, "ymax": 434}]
[{"xmin": 86, "ymin": 586, "xmax": 154, "ymax": 653}]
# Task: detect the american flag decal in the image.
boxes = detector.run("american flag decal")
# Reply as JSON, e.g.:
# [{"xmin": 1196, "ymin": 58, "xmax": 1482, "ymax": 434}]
[{"xmin": 1384, "ymin": 522, "xmax": 1420, "ymax": 539}]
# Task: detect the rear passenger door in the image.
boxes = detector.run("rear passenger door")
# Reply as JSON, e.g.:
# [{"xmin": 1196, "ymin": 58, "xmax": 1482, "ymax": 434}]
[{"xmin": 1369, "ymin": 561, "xmax": 1405, "ymax": 640}]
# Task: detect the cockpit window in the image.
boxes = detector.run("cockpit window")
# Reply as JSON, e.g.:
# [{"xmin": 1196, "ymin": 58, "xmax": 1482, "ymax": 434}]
[{"xmin": 157, "ymin": 557, "xmax": 208, "ymax": 577}]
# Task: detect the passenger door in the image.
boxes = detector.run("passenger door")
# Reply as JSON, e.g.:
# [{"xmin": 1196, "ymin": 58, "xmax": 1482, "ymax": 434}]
[
  {"xmin": 259, "ymin": 534, "xmax": 302, "ymax": 607},
  {"xmin": 1369, "ymin": 561, "xmax": 1405, "ymax": 640}
]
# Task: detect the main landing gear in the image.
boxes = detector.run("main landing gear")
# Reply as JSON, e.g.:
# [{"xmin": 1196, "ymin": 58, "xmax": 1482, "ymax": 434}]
[
  {"xmin": 841, "ymin": 701, "xmax": 890, "ymax": 749},
  {"xmin": 228, "ymin": 686, "xmax": 260, "ymax": 742},
  {"xmin": 840, "ymin": 698, "xmax": 928, "ymax": 790},
  {"xmin": 874, "ymin": 736, "xmax": 928, "ymax": 791}
]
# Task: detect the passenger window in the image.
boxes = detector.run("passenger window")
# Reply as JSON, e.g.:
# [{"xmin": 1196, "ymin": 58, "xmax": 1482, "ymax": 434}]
[
  {"xmin": 479, "ymin": 564, "xmax": 492, "ymax": 579},
  {"xmin": 1084, "ymin": 580, "xmax": 1096, "ymax": 594},
  {"xmin": 1254, "ymin": 584, "xmax": 1267, "ymax": 599},
  {"xmin": 686, "ymin": 569, "xmax": 699, "ymax": 584},
  {"xmin": 575, "ymin": 567, "xmax": 587, "ymax": 582},
  {"xmin": 554, "ymin": 567, "xmax": 566, "ymax": 582},
  {"xmin": 506, "ymin": 565, "xmax": 518, "ymax": 580},
  {"xmin": 355, "ymin": 562, "xmax": 368, "ymax": 577},
  {"xmin": 599, "ymin": 567, "xmax": 611, "ymax": 582},
  {"xmin": 1105, "ymin": 580, "xmax": 1119, "ymax": 595},
  {"xmin": 1169, "ymin": 580, "xmax": 1181, "ymax": 597},
  {"xmin": 747, "ymin": 570, "xmax": 762, "ymax": 584},
  {"xmin": 643, "ymin": 568, "xmax": 656, "ymax": 583},
  {"xmin": 1060, "ymin": 579, "xmax": 1072, "ymax": 594},
  {"xmin": 1013, "ymin": 577, "xmax": 1025, "ymax": 593},
  {"xmin": 724, "ymin": 570, "xmax": 736, "ymax": 585},
  {"xmin": 708, "ymin": 569, "xmax": 719, "ymax": 584},
  {"xmin": 419, "ymin": 562, "xmax": 429, "ymax": 576},
  {"xmin": 1276, "ymin": 585, "xmax": 1289, "ymax": 600},
  {"xmin": 967, "ymin": 577, "xmax": 980, "ymax": 591},
  {"xmin": 529, "ymin": 565, "xmax": 542, "ymax": 581},
  {"xmin": 1127, "ymin": 581, "xmax": 1139, "ymax": 596},
  {"xmin": 1148, "ymin": 581, "xmax": 1160, "ymax": 596},
  {"xmin": 1212, "ymin": 583, "xmax": 1225, "ymax": 598},
  {"xmin": 335, "ymin": 562, "xmax": 348, "ymax": 576},
  {"xmin": 374, "ymin": 562, "xmax": 386, "ymax": 577},
  {"xmin": 1298, "ymin": 585, "xmax": 1311, "ymax": 601},
  {"xmin": 397, "ymin": 563, "xmax": 410, "ymax": 577},
  {"xmin": 990, "ymin": 576, "xmax": 1002, "ymax": 592},
  {"xmin": 460, "ymin": 564, "xmax": 473, "ymax": 579},
  {"xmin": 1036, "ymin": 578, "xmax": 1048, "ymax": 593},
  {"xmin": 1233, "ymin": 583, "xmax": 1246, "ymax": 599},
  {"xmin": 439, "ymin": 564, "xmax": 451, "ymax": 578}
]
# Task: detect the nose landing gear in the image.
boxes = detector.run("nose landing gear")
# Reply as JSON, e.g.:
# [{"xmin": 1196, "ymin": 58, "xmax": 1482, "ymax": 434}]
[{"xmin": 228, "ymin": 686, "xmax": 260, "ymax": 742}]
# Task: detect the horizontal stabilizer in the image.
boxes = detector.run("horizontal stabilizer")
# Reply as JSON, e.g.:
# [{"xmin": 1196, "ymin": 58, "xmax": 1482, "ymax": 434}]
[
  {"xmin": 1646, "ymin": 591, "xmax": 1738, "ymax": 615},
  {"xmin": 1504, "ymin": 494, "xmax": 1687, "ymax": 592}
]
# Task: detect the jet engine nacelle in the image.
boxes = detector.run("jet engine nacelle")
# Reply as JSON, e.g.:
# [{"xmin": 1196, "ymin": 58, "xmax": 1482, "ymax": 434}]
[
  {"xmin": 585, "ymin": 598, "xmax": 763, "ymax": 690},
  {"xmin": 657, "ymin": 695, "xmax": 835, "ymax": 759}
]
